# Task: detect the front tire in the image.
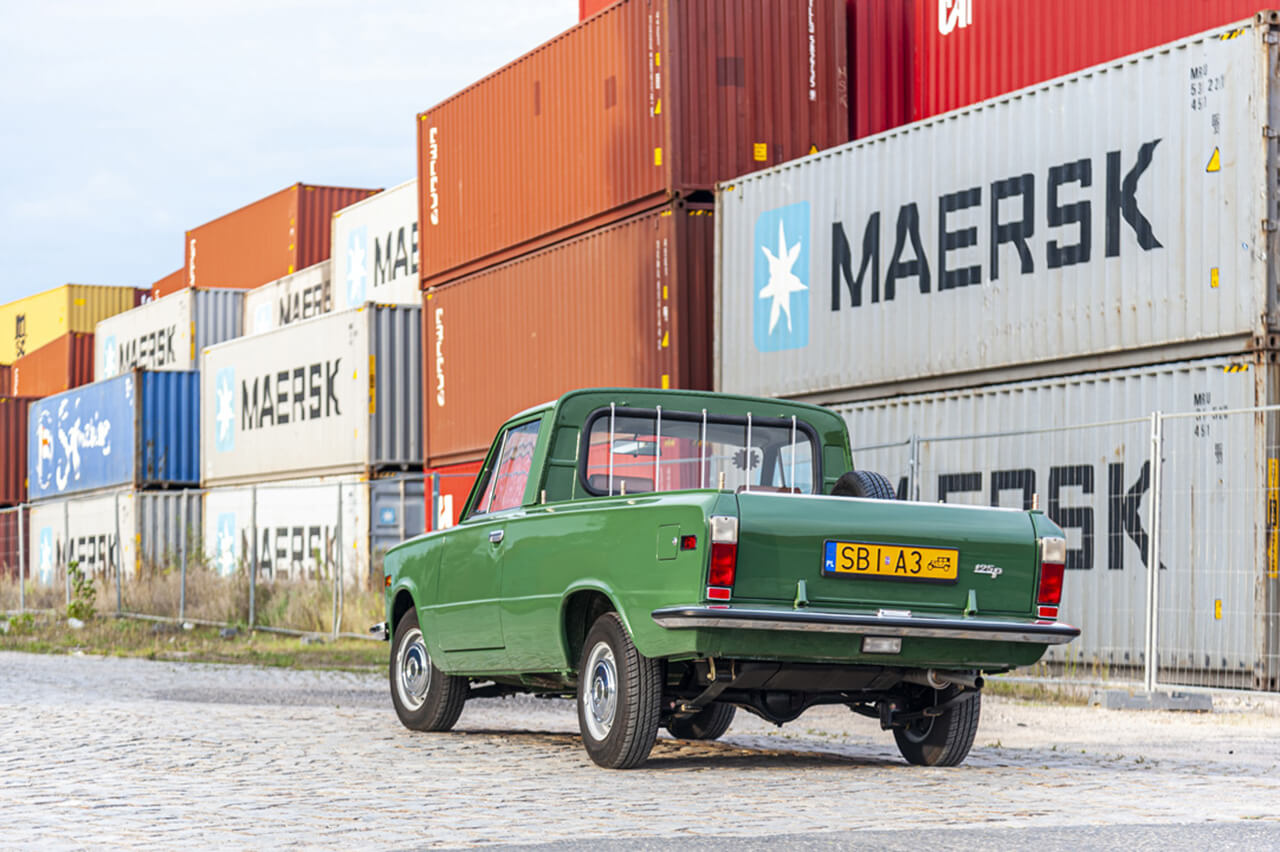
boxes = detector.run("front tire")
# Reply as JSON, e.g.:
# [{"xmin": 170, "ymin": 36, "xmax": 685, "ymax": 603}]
[
  {"xmin": 893, "ymin": 690, "xmax": 981, "ymax": 767},
  {"xmin": 666, "ymin": 702, "xmax": 736, "ymax": 741},
  {"xmin": 389, "ymin": 608, "xmax": 468, "ymax": 732},
  {"xmin": 577, "ymin": 612, "xmax": 662, "ymax": 769}
]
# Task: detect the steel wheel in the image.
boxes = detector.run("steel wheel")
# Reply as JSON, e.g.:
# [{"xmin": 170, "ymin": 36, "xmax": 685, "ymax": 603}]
[
  {"xmin": 388, "ymin": 607, "xmax": 468, "ymax": 732},
  {"xmin": 394, "ymin": 626, "xmax": 431, "ymax": 713},
  {"xmin": 582, "ymin": 640, "xmax": 619, "ymax": 742},
  {"xmin": 576, "ymin": 612, "xmax": 662, "ymax": 769}
]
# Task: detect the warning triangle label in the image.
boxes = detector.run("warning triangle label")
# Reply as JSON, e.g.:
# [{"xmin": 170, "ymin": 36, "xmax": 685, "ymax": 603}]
[{"xmin": 1206, "ymin": 147, "xmax": 1221, "ymax": 172}]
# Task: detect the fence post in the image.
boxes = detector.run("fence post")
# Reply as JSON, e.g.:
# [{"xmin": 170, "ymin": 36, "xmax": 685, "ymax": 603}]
[
  {"xmin": 332, "ymin": 482, "xmax": 343, "ymax": 640},
  {"xmin": 113, "ymin": 492, "xmax": 123, "ymax": 616},
  {"xmin": 64, "ymin": 499, "xmax": 71, "ymax": 608},
  {"xmin": 431, "ymin": 472, "xmax": 441, "ymax": 529},
  {"xmin": 249, "ymin": 484, "xmax": 257, "ymax": 630},
  {"xmin": 908, "ymin": 435, "xmax": 921, "ymax": 501},
  {"xmin": 178, "ymin": 491, "xmax": 188, "ymax": 623},
  {"xmin": 17, "ymin": 505, "xmax": 24, "ymax": 615},
  {"xmin": 1144, "ymin": 411, "xmax": 1164, "ymax": 693}
]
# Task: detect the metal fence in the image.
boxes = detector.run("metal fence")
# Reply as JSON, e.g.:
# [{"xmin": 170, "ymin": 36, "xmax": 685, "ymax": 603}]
[
  {"xmin": 0, "ymin": 473, "xmax": 480, "ymax": 640},
  {"xmin": 853, "ymin": 406, "xmax": 1280, "ymax": 693}
]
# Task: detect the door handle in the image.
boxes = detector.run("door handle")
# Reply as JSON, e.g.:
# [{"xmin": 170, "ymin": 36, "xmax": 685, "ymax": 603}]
[{"xmin": 489, "ymin": 530, "xmax": 504, "ymax": 544}]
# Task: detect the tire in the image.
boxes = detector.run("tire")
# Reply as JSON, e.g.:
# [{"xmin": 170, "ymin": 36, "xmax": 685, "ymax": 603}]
[
  {"xmin": 666, "ymin": 702, "xmax": 736, "ymax": 741},
  {"xmin": 893, "ymin": 690, "xmax": 981, "ymax": 767},
  {"xmin": 389, "ymin": 608, "xmax": 468, "ymax": 732},
  {"xmin": 831, "ymin": 469, "xmax": 896, "ymax": 499},
  {"xmin": 577, "ymin": 612, "xmax": 663, "ymax": 769}
]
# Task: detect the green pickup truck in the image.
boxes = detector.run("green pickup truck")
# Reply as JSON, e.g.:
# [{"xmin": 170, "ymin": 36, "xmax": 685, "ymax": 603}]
[{"xmin": 378, "ymin": 388, "xmax": 1079, "ymax": 769}]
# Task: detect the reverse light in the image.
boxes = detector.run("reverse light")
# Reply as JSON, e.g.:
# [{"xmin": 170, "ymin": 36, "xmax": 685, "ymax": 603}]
[
  {"xmin": 1037, "ymin": 536, "xmax": 1066, "ymax": 608},
  {"xmin": 707, "ymin": 515, "xmax": 739, "ymax": 595}
]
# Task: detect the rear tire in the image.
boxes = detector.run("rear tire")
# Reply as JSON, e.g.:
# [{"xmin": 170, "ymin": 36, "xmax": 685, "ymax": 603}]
[
  {"xmin": 893, "ymin": 690, "xmax": 981, "ymax": 767},
  {"xmin": 577, "ymin": 612, "xmax": 662, "ymax": 769},
  {"xmin": 831, "ymin": 470, "xmax": 895, "ymax": 499},
  {"xmin": 389, "ymin": 608, "xmax": 468, "ymax": 732},
  {"xmin": 666, "ymin": 702, "xmax": 736, "ymax": 741}
]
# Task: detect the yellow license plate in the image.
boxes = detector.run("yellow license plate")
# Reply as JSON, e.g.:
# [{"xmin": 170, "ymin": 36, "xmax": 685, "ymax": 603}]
[{"xmin": 822, "ymin": 540, "xmax": 959, "ymax": 583}]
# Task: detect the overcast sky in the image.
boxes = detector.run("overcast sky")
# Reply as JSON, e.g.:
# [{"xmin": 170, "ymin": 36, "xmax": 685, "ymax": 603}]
[{"xmin": 0, "ymin": 1, "xmax": 576, "ymax": 304}]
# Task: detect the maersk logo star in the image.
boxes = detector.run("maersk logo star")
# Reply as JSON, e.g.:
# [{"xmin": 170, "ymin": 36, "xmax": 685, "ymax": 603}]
[
  {"xmin": 752, "ymin": 202, "xmax": 810, "ymax": 352},
  {"xmin": 215, "ymin": 367, "xmax": 235, "ymax": 453},
  {"xmin": 346, "ymin": 226, "xmax": 368, "ymax": 308},
  {"xmin": 758, "ymin": 220, "xmax": 807, "ymax": 334}
]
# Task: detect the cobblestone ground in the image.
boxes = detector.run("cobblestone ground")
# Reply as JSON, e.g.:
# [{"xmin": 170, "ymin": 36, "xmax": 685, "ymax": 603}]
[{"xmin": 2, "ymin": 651, "xmax": 1279, "ymax": 849}]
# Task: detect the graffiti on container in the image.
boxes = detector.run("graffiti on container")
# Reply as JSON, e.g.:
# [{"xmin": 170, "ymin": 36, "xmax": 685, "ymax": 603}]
[
  {"xmin": 14, "ymin": 314, "xmax": 25, "ymax": 357},
  {"xmin": 35, "ymin": 525, "xmax": 119, "ymax": 584},
  {"xmin": 214, "ymin": 510, "xmax": 338, "ymax": 581},
  {"xmin": 829, "ymin": 140, "xmax": 1163, "ymax": 313},
  {"xmin": 35, "ymin": 401, "xmax": 115, "ymax": 495}
]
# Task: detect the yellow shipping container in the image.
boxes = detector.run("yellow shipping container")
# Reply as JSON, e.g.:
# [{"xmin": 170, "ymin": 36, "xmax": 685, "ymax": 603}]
[{"xmin": 0, "ymin": 284, "xmax": 138, "ymax": 363}]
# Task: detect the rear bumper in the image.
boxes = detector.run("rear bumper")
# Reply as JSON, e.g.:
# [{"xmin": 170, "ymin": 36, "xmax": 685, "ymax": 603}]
[{"xmin": 650, "ymin": 606, "xmax": 1080, "ymax": 645}]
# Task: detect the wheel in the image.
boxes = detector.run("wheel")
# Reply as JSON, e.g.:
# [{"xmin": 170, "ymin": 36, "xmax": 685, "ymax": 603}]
[
  {"xmin": 389, "ymin": 607, "xmax": 468, "ymax": 732},
  {"xmin": 666, "ymin": 702, "xmax": 736, "ymax": 741},
  {"xmin": 831, "ymin": 469, "xmax": 895, "ymax": 499},
  {"xmin": 893, "ymin": 690, "xmax": 981, "ymax": 767},
  {"xmin": 577, "ymin": 612, "xmax": 663, "ymax": 769}
]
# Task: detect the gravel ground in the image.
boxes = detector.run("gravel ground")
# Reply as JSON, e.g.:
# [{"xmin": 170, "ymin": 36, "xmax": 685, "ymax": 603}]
[{"xmin": 2, "ymin": 651, "xmax": 1279, "ymax": 849}]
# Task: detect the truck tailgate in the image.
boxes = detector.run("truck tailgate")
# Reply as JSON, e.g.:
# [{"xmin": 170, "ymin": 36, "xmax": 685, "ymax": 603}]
[{"xmin": 732, "ymin": 493, "xmax": 1038, "ymax": 616}]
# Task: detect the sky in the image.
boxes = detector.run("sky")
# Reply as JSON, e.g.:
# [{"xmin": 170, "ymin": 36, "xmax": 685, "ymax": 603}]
[{"xmin": 0, "ymin": 0, "xmax": 577, "ymax": 304}]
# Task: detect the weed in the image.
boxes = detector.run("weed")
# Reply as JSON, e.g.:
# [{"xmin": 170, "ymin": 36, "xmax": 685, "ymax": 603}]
[{"xmin": 66, "ymin": 561, "xmax": 96, "ymax": 622}]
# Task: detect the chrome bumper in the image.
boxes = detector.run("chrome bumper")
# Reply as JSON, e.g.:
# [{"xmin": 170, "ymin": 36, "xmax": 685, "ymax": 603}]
[
  {"xmin": 369, "ymin": 621, "xmax": 389, "ymax": 642},
  {"xmin": 650, "ymin": 606, "xmax": 1080, "ymax": 645}
]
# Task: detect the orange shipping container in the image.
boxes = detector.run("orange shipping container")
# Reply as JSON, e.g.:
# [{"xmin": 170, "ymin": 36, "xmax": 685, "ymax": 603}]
[
  {"xmin": 150, "ymin": 269, "xmax": 185, "ymax": 301},
  {"xmin": 166, "ymin": 183, "xmax": 379, "ymax": 297},
  {"xmin": 11, "ymin": 332, "xmax": 94, "ymax": 398},
  {"xmin": 0, "ymin": 365, "xmax": 10, "ymax": 395},
  {"xmin": 0, "ymin": 396, "xmax": 35, "ymax": 506},
  {"xmin": 425, "ymin": 460, "xmax": 483, "ymax": 531},
  {"xmin": 417, "ymin": 0, "xmax": 848, "ymax": 287},
  {"xmin": 422, "ymin": 201, "xmax": 712, "ymax": 467},
  {"xmin": 579, "ymin": 0, "xmax": 615, "ymax": 18}
]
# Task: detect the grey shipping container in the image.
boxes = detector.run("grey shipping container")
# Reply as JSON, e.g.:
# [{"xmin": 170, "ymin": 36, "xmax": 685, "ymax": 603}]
[
  {"xmin": 716, "ymin": 13, "xmax": 1280, "ymax": 403},
  {"xmin": 201, "ymin": 305, "xmax": 422, "ymax": 487},
  {"xmin": 28, "ymin": 489, "xmax": 202, "ymax": 584},
  {"xmin": 836, "ymin": 354, "xmax": 1280, "ymax": 689},
  {"xmin": 95, "ymin": 288, "xmax": 245, "ymax": 380}
]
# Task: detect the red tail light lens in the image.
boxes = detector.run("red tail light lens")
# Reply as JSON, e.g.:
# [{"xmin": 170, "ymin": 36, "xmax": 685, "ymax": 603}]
[
  {"xmin": 708, "ymin": 543, "xmax": 738, "ymax": 587},
  {"xmin": 1037, "ymin": 536, "xmax": 1067, "ymax": 607}
]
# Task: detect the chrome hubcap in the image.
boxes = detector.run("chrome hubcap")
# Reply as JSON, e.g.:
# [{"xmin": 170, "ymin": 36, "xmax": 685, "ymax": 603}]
[
  {"xmin": 582, "ymin": 640, "xmax": 618, "ymax": 742},
  {"xmin": 396, "ymin": 627, "xmax": 431, "ymax": 711}
]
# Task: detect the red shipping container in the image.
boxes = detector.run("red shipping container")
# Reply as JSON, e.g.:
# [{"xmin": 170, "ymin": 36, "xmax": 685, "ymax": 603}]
[
  {"xmin": 852, "ymin": 0, "xmax": 1265, "ymax": 137},
  {"xmin": 165, "ymin": 183, "xmax": 379, "ymax": 298},
  {"xmin": 0, "ymin": 397, "xmax": 34, "ymax": 506},
  {"xmin": 0, "ymin": 365, "xmax": 10, "ymax": 395},
  {"xmin": 417, "ymin": 0, "xmax": 848, "ymax": 288},
  {"xmin": 11, "ymin": 333, "xmax": 94, "ymax": 398},
  {"xmin": 0, "ymin": 508, "xmax": 28, "ymax": 580},
  {"xmin": 425, "ymin": 460, "xmax": 483, "ymax": 531},
  {"xmin": 422, "ymin": 200, "xmax": 713, "ymax": 467}
]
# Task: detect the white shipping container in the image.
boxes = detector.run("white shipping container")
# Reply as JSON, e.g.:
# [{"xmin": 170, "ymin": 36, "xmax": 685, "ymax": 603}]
[
  {"xmin": 836, "ymin": 355, "xmax": 1278, "ymax": 688},
  {"xmin": 717, "ymin": 16, "xmax": 1276, "ymax": 401},
  {"xmin": 203, "ymin": 474, "xmax": 424, "ymax": 587},
  {"xmin": 331, "ymin": 179, "xmax": 420, "ymax": 311},
  {"xmin": 242, "ymin": 260, "xmax": 333, "ymax": 336},
  {"xmin": 201, "ymin": 304, "xmax": 422, "ymax": 486},
  {"xmin": 29, "ymin": 490, "xmax": 201, "ymax": 584},
  {"xmin": 94, "ymin": 288, "xmax": 244, "ymax": 379}
]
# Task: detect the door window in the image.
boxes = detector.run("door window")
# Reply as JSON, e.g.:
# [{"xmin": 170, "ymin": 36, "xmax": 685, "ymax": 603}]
[{"xmin": 471, "ymin": 420, "xmax": 541, "ymax": 516}]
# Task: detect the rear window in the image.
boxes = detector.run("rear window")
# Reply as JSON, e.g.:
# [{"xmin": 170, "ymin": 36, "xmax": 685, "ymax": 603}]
[{"xmin": 581, "ymin": 406, "xmax": 818, "ymax": 496}]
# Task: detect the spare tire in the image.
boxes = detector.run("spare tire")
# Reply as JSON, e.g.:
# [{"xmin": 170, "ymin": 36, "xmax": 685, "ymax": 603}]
[{"xmin": 831, "ymin": 470, "xmax": 895, "ymax": 499}]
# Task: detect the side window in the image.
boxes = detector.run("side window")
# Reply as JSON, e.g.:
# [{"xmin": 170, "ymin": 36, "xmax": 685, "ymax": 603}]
[{"xmin": 471, "ymin": 420, "xmax": 541, "ymax": 516}]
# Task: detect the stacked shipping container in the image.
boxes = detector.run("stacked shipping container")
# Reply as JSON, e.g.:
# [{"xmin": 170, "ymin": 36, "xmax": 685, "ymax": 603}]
[
  {"xmin": 11, "ymin": 332, "xmax": 94, "ymax": 397},
  {"xmin": 94, "ymin": 287, "xmax": 245, "ymax": 379},
  {"xmin": 331, "ymin": 180, "xmax": 421, "ymax": 311}
]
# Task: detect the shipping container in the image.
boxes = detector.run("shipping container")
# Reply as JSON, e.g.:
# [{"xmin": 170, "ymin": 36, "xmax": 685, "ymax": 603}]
[
  {"xmin": 852, "ymin": 1, "xmax": 1266, "ymax": 137},
  {"xmin": 95, "ymin": 287, "xmax": 244, "ymax": 380},
  {"xmin": 331, "ymin": 180, "xmax": 420, "ymax": 310},
  {"xmin": 203, "ymin": 474, "xmax": 424, "ymax": 587},
  {"xmin": 11, "ymin": 333, "xmax": 94, "ymax": 397},
  {"xmin": 424, "ymin": 201, "xmax": 713, "ymax": 466},
  {"xmin": 241, "ymin": 261, "xmax": 333, "ymax": 336},
  {"xmin": 28, "ymin": 371, "xmax": 200, "ymax": 501},
  {"xmin": 425, "ymin": 460, "xmax": 482, "ymax": 531},
  {"xmin": 164, "ymin": 184, "xmax": 379, "ymax": 297},
  {"xmin": 417, "ymin": 0, "xmax": 848, "ymax": 288},
  {"xmin": 717, "ymin": 16, "xmax": 1280, "ymax": 403},
  {"xmin": 0, "ymin": 365, "xmax": 12, "ymax": 395},
  {"xmin": 838, "ymin": 354, "xmax": 1280, "ymax": 688},
  {"xmin": 202, "ymin": 305, "xmax": 422, "ymax": 486},
  {"xmin": 0, "ymin": 507, "xmax": 29, "ymax": 580},
  {"xmin": 579, "ymin": 0, "xmax": 615, "ymax": 19},
  {"xmin": 150, "ymin": 269, "xmax": 185, "ymax": 301},
  {"xmin": 0, "ymin": 397, "xmax": 34, "ymax": 506},
  {"xmin": 28, "ymin": 489, "xmax": 201, "ymax": 584},
  {"xmin": 0, "ymin": 284, "xmax": 139, "ymax": 363}
]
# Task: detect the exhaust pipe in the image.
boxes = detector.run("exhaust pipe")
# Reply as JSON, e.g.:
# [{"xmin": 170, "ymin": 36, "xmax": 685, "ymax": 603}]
[{"xmin": 901, "ymin": 669, "xmax": 985, "ymax": 690}]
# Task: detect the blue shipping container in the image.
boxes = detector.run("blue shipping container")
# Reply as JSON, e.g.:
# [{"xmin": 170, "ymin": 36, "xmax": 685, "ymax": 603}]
[{"xmin": 28, "ymin": 371, "xmax": 199, "ymax": 501}]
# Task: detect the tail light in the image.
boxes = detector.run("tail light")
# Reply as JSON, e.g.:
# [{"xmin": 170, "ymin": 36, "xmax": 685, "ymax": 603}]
[
  {"xmin": 707, "ymin": 515, "xmax": 738, "ymax": 600},
  {"xmin": 1037, "ymin": 536, "xmax": 1066, "ymax": 617}
]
